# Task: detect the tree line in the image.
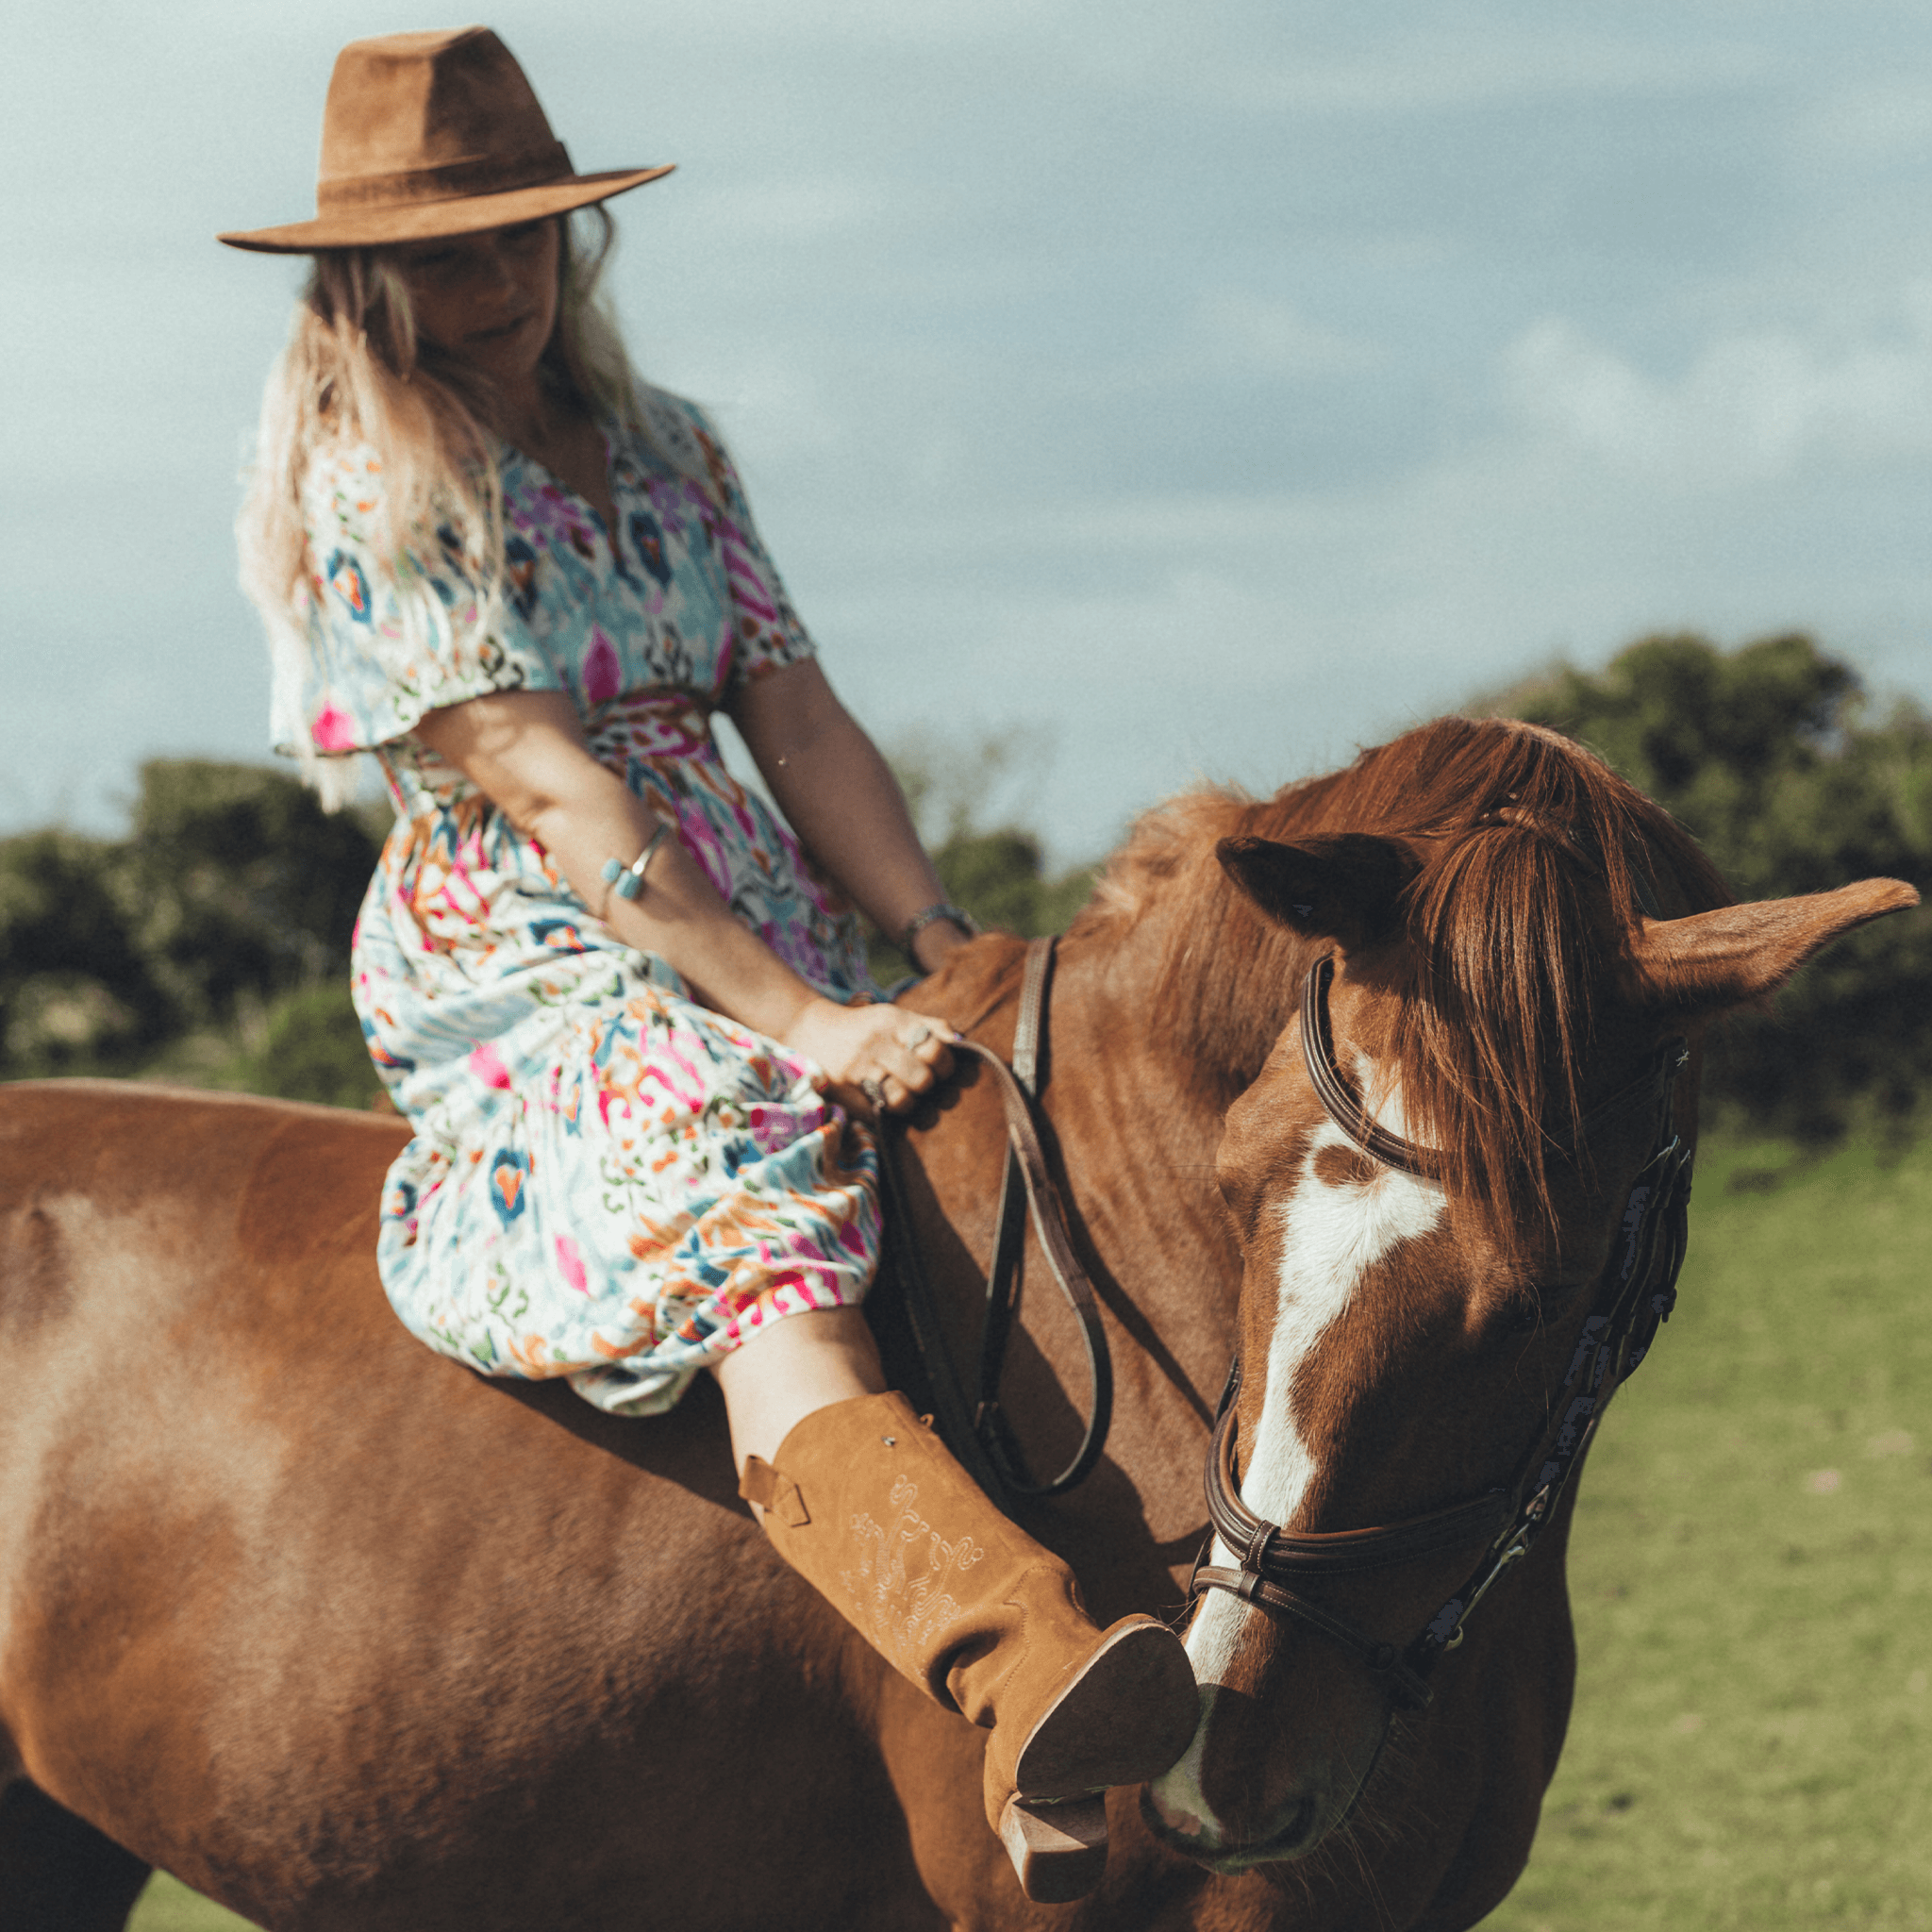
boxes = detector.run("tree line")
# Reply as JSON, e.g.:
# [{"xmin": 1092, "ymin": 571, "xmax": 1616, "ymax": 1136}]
[
  {"xmin": 0, "ymin": 762, "xmax": 389, "ymax": 1108},
  {"xmin": 4, "ymin": 631, "xmax": 1926, "ymax": 1140},
  {"xmin": 1485, "ymin": 633, "xmax": 1931, "ymax": 1142}
]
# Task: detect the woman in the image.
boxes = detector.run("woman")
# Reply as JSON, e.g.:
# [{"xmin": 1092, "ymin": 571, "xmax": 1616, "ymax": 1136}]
[{"xmin": 223, "ymin": 26, "xmax": 1195, "ymax": 1901}]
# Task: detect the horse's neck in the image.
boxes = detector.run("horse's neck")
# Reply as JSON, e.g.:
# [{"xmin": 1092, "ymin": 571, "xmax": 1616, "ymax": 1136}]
[
  {"xmin": 1052, "ymin": 930, "xmax": 1241, "ymax": 1307},
  {"xmin": 1044, "ymin": 927, "xmax": 1228, "ymax": 1159},
  {"xmin": 932, "ymin": 926, "xmax": 1242, "ymax": 1535},
  {"xmin": 937, "ymin": 924, "xmax": 1231, "ymax": 1179}
]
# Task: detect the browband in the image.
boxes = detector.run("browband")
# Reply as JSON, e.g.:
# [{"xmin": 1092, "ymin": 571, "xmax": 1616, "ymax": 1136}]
[{"xmin": 1299, "ymin": 954, "xmax": 1687, "ymax": 1176}]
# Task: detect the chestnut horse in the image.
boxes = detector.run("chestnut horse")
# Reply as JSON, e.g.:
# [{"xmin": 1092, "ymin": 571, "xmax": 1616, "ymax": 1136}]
[{"xmin": 0, "ymin": 718, "xmax": 1914, "ymax": 1932}]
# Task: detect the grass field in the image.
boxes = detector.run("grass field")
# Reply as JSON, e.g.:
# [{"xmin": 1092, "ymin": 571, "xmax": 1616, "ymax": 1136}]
[
  {"xmin": 1481, "ymin": 1129, "xmax": 1932, "ymax": 1930},
  {"xmin": 128, "ymin": 1130, "xmax": 1930, "ymax": 1931},
  {"xmin": 129, "ymin": 1875, "xmax": 256, "ymax": 1930}
]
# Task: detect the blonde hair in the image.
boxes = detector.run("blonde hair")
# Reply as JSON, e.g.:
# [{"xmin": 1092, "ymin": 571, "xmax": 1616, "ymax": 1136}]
[{"xmin": 238, "ymin": 208, "xmax": 645, "ymax": 807}]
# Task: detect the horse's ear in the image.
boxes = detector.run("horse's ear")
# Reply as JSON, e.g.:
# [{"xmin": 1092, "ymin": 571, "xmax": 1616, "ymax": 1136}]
[
  {"xmin": 1217, "ymin": 835, "xmax": 1421, "ymax": 952},
  {"xmin": 1625, "ymin": 877, "xmax": 1920, "ymax": 1012}
]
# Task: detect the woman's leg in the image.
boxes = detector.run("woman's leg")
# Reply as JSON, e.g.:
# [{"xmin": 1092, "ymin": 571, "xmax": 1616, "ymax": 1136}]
[
  {"xmin": 713, "ymin": 1305, "xmax": 886, "ymax": 1484},
  {"xmin": 711, "ymin": 1308, "xmax": 1198, "ymax": 1904}
]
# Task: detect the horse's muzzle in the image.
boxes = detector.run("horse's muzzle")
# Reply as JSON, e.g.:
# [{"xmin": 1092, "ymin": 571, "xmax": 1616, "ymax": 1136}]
[{"xmin": 1138, "ymin": 1786, "xmax": 1325, "ymax": 1872}]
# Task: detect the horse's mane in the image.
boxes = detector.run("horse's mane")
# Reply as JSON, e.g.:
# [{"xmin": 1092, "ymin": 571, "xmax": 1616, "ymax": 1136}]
[{"xmin": 1074, "ymin": 717, "xmax": 1732, "ymax": 1229}]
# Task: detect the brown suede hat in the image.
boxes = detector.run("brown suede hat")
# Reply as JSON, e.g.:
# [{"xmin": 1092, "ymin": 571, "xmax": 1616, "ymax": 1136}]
[{"xmin": 218, "ymin": 26, "xmax": 673, "ymax": 254}]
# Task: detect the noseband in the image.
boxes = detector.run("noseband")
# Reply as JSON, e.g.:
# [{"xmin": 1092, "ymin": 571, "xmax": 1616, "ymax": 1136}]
[{"xmin": 1191, "ymin": 954, "xmax": 1692, "ymax": 1713}]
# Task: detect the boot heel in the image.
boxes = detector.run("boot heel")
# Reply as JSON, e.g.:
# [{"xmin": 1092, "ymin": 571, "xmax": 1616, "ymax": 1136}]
[{"xmin": 997, "ymin": 1793, "xmax": 1109, "ymax": 1903}]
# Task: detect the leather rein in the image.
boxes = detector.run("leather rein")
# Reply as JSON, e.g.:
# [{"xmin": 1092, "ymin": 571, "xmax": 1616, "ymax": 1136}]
[
  {"xmin": 1191, "ymin": 953, "xmax": 1693, "ymax": 1710},
  {"xmin": 875, "ymin": 935, "xmax": 1114, "ymax": 1504}
]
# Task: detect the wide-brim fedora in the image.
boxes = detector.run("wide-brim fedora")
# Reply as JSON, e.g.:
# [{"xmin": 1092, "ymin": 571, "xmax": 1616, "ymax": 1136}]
[{"xmin": 218, "ymin": 26, "xmax": 673, "ymax": 254}]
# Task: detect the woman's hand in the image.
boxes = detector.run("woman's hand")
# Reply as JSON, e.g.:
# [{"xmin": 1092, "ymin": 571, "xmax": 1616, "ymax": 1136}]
[{"xmin": 785, "ymin": 999, "xmax": 958, "ymax": 1116}]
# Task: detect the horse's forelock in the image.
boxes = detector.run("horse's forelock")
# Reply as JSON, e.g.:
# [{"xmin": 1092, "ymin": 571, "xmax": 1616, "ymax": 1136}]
[
  {"xmin": 1083, "ymin": 717, "xmax": 1731, "ymax": 1212},
  {"xmin": 1391, "ymin": 824, "xmax": 1601, "ymax": 1231},
  {"xmin": 1346, "ymin": 719, "xmax": 1730, "ymax": 1232}
]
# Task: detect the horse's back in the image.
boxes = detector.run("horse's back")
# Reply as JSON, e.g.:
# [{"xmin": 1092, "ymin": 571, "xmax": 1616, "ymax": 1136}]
[
  {"xmin": 0, "ymin": 1080, "xmax": 407, "ymax": 1368},
  {"xmin": 0, "ymin": 1083, "xmax": 916, "ymax": 1930}
]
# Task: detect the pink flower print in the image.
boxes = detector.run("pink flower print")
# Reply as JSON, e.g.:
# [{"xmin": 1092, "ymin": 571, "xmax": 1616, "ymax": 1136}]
[
  {"xmin": 582, "ymin": 628, "xmax": 622, "ymax": 707},
  {"xmin": 672, "ymin": 809, "xmax": 734, "ymax": 900},
  {"xmin": 721, "ymin": 531, "xmax": 779, "ymax": 622},
  {"xmin": 744, "ymin": 1104, "xmax": 801, "ymax": 1157},
  {"xmin": 311, "ymin": 706, "xmax": 358, "ymax": 753},
  {"xmin": 555, "ymin": 1234, "xmax": 589, "ymax": 1294},
  {"xmin": 469, "ymin": 1042, "xmax": 513, "ymax": 1090}
]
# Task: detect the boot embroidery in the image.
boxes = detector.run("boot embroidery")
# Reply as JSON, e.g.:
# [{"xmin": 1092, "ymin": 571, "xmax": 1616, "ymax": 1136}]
[{"xmin": 840, "ymin": 1474, "xmax": 987, "ymax": 1657}]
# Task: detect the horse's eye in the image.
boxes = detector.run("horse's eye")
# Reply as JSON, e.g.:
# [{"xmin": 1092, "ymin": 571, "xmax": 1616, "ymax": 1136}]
[
  {"xmin": 1510, "ymin": 1278, "xmax": 1588, "ymax": 1330},
  {"xmin": 1532, "ymin": 1277, "xmax": 1593, "ymax": 1322}
]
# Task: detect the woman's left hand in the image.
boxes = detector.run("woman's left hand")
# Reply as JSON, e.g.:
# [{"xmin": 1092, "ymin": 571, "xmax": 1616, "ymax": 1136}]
[{"xmin": 783, "ymin": 998, "xmax": 958, "ymax": 1117}]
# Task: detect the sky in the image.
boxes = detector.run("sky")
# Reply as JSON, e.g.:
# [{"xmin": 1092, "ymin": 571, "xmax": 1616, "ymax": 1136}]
[{"xmin": 7, "ymin": 0, "xmax": 1932, "ymax": 863}]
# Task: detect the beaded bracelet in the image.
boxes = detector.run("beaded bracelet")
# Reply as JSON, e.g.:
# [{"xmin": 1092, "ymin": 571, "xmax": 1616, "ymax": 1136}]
[
  {"xmin": 899, "ymin": 900, "xmax": 979, "ymax": 955},
  {"xmin": 600, "ymin": 821, "xmax": 673, "ymax": 911}
]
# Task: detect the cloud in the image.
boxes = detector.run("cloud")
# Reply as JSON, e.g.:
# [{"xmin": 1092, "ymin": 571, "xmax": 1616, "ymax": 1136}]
[
  {"xmin": 1503, "ymin": 296, "xmax": 1932, "ymax": 485},
  {"xmin": 675, "ymin": 175, "xmax": 918, "ymax": 245},
  {"xmin": 1186, "ymin": 25, "xmax": 1775, "ymax": 117},
  {"xmin": 1190, "ymin": 291, "xmax": 1378, "ymax": 379},
  {"xmin": 1803, "ymin": 76, "xmax": 1932, "ymax": 160}
]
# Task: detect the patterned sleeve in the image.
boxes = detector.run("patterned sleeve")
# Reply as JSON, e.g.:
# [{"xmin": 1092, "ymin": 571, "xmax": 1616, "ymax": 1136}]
[
  {"xmin": 646, "ymin": 394, "xmax": 819, "ymax": 700},
  {"xmin": 298, "ymin": 444, "xmax": 565, "ymax": 757}
]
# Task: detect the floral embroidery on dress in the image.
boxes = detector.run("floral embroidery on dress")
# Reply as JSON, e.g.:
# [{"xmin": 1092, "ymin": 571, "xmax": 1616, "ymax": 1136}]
[{"xmin": 300, "ymin": 388, "xmax": 879, "ymax": 1417}]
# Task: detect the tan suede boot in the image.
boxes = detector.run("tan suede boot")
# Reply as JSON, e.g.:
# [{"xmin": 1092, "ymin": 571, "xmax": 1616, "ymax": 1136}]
[{"xmin": 740, "ymin": 1391, "xmax": 1200, "ymax": 1903}]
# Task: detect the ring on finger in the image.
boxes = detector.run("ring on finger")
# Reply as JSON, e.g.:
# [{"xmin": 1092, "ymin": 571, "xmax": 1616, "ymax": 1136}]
[
  {"xmin": 903, "ymin": 1023, "xmax": 933, "ymax": 1049},
  {"xmin": 860, "ymin": 1076, "xmax": 885, "ymax": 1108}
]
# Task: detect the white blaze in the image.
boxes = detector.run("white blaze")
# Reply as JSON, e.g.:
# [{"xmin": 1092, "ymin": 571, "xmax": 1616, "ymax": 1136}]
[{"xmin": 1185, "ymin": 1110, "xmax": 1445, "ymax": 1687}]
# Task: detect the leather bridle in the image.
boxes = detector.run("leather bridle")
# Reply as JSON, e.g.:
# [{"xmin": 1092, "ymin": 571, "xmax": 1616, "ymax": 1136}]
[
  {"xmin": 880, "ymin": 935, "xmax": 1692, "ymax": 1723},
  {"xmin": 1190, "ymin": 953, "xmax": 1693, "ymax": 1711}
]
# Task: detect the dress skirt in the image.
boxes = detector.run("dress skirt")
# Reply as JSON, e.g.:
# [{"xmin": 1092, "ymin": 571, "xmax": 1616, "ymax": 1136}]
[{"xmin": 355, "ymin": 695, "xmax": 881, "ymax": 1418}]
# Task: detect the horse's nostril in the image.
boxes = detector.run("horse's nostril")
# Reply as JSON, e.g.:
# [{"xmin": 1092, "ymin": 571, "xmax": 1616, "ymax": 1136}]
[
  {"xmin": 1253, "ymin": 1795, "xmax": 1321, "ymax": 1857},
  {"xmin": 1140, "ymin": 1783, "xmax": 1326, "ymax": 1870},
  {"xmin": 1139, "ymin": 1785, "xmax": 1215, "ymax": 1851},
  {"xmin": 1156, "ymin": 1799, "xmax": 1206, "ymax": 1838}
]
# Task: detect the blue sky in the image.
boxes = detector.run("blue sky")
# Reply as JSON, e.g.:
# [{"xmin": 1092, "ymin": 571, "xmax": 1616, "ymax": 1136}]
[{"xmin": 7, "ymin": 1, "xmax": 1932, "ymax": 861}]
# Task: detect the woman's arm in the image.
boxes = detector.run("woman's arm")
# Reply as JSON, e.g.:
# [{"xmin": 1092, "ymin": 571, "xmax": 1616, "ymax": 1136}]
[
  {"xmin": 729, "ymin": 659, "xmax": 974, "ymax": 974},
  {"xmin": 410, "ymin": 691, "xmax": 953, "ymax": 1108}
]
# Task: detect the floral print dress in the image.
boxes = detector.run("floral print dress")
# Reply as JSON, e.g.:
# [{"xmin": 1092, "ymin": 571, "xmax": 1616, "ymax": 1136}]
[{"xmin": 300, "ymin": 388, "xmax": 879, "ymax": 1417}]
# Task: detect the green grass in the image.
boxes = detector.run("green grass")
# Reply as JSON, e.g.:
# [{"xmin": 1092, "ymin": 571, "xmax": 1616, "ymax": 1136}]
[
  {"xmin": 130, "ymin": 1134, "xmax": 1931, "ymax": 1931},
  {"xmin": 129, "ymin": 1873, "xmax": 258, "ymax": 1931},
  {"xmin": 1483, "ymin": 1132, "xmax": 1932, "ymax": 1930}
]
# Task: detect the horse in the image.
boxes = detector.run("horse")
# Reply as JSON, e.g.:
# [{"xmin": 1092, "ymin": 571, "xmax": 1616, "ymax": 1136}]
[{"xmin": 0, "ymin": 716, "xmax": 1914, "ymax": 1932}]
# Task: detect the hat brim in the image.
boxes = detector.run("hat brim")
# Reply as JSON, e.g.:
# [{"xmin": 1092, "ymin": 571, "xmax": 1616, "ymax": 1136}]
[{"xmin": 217, "ymin": 164, "xmax": 675, "ymax": 254}]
